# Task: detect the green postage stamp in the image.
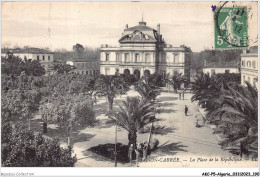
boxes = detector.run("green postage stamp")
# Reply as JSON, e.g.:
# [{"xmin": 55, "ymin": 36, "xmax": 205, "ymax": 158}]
[{"xmin": 214, "ymin": 7, "xmax": 248, "ymax": 49}]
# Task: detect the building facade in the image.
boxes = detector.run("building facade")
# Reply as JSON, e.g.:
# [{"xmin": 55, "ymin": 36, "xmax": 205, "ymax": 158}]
[
  {"xmin": 203, "ymin": 61, "xmax": 239, "ymax": 77},
  {"xmin": 1, "ymin": 48, "xmax": 54, "ymax": 71},
  {"xmin": 69, "ymin": 58, "xmax": 100, "ymax": 76},
  {"xmin": 100, "ymin": 20, "xmax": 192, "ymax": 82},
  {"xmin": 241, "ymin": 52, "xmax": 258, "ymax": 88}
]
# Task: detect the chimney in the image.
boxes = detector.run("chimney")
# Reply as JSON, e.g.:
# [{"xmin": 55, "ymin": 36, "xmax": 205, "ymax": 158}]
[
  {"xmin": 125, "ymin": 24, "xmax": 128, "ymax": 29},
  {"xmin": 157, "ymin": 24, "xmax": 160, "ymax": 35}
]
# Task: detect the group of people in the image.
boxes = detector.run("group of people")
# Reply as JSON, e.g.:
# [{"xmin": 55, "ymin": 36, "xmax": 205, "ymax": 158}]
[{"xmin": 128, "ymin": 141, "xmax": 149, "ymax": 167}]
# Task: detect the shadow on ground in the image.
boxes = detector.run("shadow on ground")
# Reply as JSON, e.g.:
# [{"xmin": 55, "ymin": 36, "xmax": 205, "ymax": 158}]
[
  {"xmin": 86, "ymin": 143, "xmax": 131, "ymax": 164},
  {"xmin": 153, "ymin": 142, "xmax": 188, "ymax": 156}
]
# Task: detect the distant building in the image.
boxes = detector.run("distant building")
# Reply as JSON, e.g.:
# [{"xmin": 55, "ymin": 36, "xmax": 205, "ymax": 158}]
[
  {"xmin": 203, "ymin": 61, "xmax": 239, "ymax": 77},
  {"xmin": 72, "ymin": 58, "xmax": 99, "ymax": 75},
  {"xmin": 241, "ymin": 47, "xmax": 258, "ymax": 88},
  {"xmin": 1, "ymin": 48, "xmax": 54, "ymax": 71},
  {"xmin": 100, "ymin": 20, "xmax": 192, "ymax": 85}
]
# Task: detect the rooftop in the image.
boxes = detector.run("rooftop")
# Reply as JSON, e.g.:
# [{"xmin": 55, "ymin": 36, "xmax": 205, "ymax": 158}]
[
  {"xmin": 124, "ymin": 21, "xmax": 156, "ymax": 32},
  {"xmin": 1, "ymin": 48, "xmax": 53, "ymax": 54},
  {"xmin": 204, "ymin": 61, "xmax": 238, "ymax": 68}
]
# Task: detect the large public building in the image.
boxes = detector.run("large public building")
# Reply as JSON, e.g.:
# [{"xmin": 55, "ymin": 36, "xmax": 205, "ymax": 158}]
[{"xmin": 100, "ymin": 20, "xmax": 192, "ymax": 83}]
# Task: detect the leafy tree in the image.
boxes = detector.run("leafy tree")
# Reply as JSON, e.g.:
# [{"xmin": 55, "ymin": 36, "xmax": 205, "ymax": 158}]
[
  {"xmin": 1, "ymin": 54, "xmax": 45, "ymax": 76},
  {"xmin": 73, "ymin": 43, "xmax": 84, "ymax": 58},
  {"xmin": 1, "ymin": 121, "xmax": 77, "ymax": 167},
  {"xmin": 39, "ymin": 94, "xmax": 95, "ymax": 146},
  {"xmin": 109, "ymin": 97, "xmax": 156, "ymax": 147},
  {"xmin": 53, "ymin": 62, "xmax": 75, "ymax": 74},
  {"xmin": 95, "ymin": 75, "xmax": 129, "ymax": 111},
  {"xmin": 2, "ymin": 89, "xmax": 42, "ymax": 130}
]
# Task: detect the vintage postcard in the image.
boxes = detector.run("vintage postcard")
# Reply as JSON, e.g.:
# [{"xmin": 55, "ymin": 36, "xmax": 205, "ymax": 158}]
[{"xmin": 1, "ymin": 1, "xmax": 259, "ymax": 176}]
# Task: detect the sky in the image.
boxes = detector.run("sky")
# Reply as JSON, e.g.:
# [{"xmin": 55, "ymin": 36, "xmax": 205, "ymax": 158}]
[{"xmin": 1, "ymin": 1, "xmax": 258, "ymax": 52}]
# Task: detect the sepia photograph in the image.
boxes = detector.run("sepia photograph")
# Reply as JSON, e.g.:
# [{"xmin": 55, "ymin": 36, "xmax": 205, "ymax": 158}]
[{"xmin": 1, "ymin": 1, "xmax": 259, "ymax": 176}]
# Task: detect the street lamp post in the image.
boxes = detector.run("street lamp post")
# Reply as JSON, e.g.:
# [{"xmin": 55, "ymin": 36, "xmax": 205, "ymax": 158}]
[{"xmin": 115, "ymin": 121, "xmax": 117, "ymax": 167}]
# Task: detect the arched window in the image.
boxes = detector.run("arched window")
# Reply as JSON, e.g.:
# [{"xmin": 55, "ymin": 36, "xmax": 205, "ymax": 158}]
[
  {"xmin": 241, "ymin": 60, "xmax": 245, "ymax": 67},
  {"xmin": 145, "ymin": 53, "xmax": 150, "ymax": 63}
]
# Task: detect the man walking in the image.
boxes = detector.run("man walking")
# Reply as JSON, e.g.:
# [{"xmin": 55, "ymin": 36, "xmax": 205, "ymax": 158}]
[
  {"xmin": 185, "ymin": 105, "xmax": 188, "ymax": 116},
  {"xmin": 182, "ymin": 91, "xmax": 185, "ymax": 100}
]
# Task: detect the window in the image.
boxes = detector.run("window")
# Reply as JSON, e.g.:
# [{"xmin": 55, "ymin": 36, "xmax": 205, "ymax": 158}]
[
  {"xmin": 241, "ymin": 60, "xmax": 245, "ymax": 67},
  {"xmin": 135, "ymin": 53, "xmax": 140, "ymax": 62},
  {"xmin": 24, "ymin": 56, "xmax": 27, "ymax": 60},
  {"xmin": 125, "ymin": 53, "xmax": 130, "ymax": 62},
  {"xmin": 106, "ymin": 53, "xmax": 109, "ymax": 61},
  {"xmin": 252, "ymin": 61, "xmax": 256, "ymax": 68},
  {"xmin": 173, "ymin": 53, "xmax": 179, "ymax": 63},
  {"xmin": 90, "ymin": 71, "xmax": 92, "ymax": 75},
  {"xmin": 37, "ymin": 55, "xmax": 40, "ymax": 60},
  {"xmin": 42, "ymin": 55, "xmax": 45, "ymax": 61},
  {"xmin": 243, "ymin": 75, "xmax": 245, "ymax": 83},
  {"xmin": 253, "ymin": 78, "xmax": 256, "ymax": 87},
  {"xmin": 116, "ymin": 53, "xmax": 121, "ymax": 62},
  {"xmin": 82, "ymin": 71, "xmax": 84, "ymax": 74},
  {"xmin": 48, "ymin": 56, "xmax": 50, "ymax": 61},
  {"xmin": 86, "ymin": 71, "xmax": 88, "ymax": 75},
  {"xmin": 247, "ymin": 61, "xmax": 251, "ymax": 68},
  {"xmin": 225, "ymin": 70, "xmax": 230, "ymax": 74},
  {"xmin": 145, "ymin": 53, "xmax": 150, "ymax": 63}
]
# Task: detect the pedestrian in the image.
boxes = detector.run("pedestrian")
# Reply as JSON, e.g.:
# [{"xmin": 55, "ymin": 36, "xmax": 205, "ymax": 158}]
[
  {"xmin": 128, "ymin": 144, "xmax": 134, "ymax": 163},
  {"xmin": 179, "ymin": 92, "xmax": 181, "ymax": 100},
  {"xmin": 185, "ymin": 105, "xmax": 188, "ymax": 116},
  {"xmin": 196, "ymin": 119, "xmax": 199, "ymax": 127},
  {"xmin": 142, "ymin": 141, "xmax": 148, "ymax": 161},
  {"xmin": 182, "ymin": 92, "xmax": 185, "ymax": 100},
  {"xmin": 135, "ymin": 143, "xmax": 141, "ymax": 167},
  {"xmin": 94, "ymin": 95, "xmax": 97, "ymax": 105}
]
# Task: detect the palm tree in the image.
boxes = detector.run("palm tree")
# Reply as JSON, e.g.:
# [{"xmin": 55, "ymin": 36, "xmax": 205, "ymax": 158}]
[
  {"xmin": 134, "ymin": 80, "xmax": 161, "ymax": 102},
  {"xmin": 191, "ymin": 73, "xmax": 222, "ymax": 111},
  {"xmin": 164, "ymin": 73, "xmax": 186, "ymax": 93},
  {"xmin": 109, "ymin": 97, "xmax": 156, "ymax": 147},
  {"xmin": 207, "ymin": 82, "xmax": 258, "ymax": 155},
  {"xmin": 95, "ymin": 75, "xmax": 129, "ymax": 111}
]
